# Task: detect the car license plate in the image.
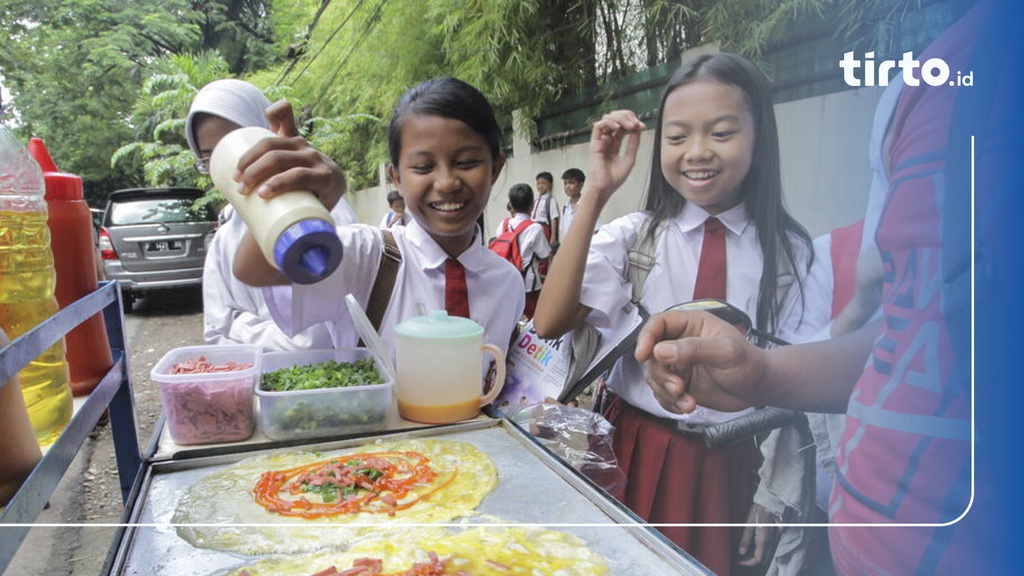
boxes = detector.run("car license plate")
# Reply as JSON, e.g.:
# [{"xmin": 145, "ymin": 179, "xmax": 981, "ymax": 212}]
[{"xmin": 147, "ymin": 240, "xmax": 183, "ymax": 252}]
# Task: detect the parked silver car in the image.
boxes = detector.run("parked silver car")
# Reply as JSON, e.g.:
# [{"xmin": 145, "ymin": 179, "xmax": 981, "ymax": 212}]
[{"xmin": 98, "ymin": 188, "xmax": 217, "ymax": 312}]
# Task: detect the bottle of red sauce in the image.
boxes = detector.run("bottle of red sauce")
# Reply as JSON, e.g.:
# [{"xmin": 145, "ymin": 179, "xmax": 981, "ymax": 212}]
[{"xmin": 28, "ymin": 138, "xmax": 113, "ymax": 396}]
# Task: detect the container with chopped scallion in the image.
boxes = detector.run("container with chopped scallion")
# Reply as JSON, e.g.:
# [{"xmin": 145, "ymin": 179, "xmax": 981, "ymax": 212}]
[
  {"xmin": 260, "ymin": 358, "xmax": 383, "ymax": 392},
  {"xmin": 256, "ymin": 352, "xmax": 392, "ymax": 441}
]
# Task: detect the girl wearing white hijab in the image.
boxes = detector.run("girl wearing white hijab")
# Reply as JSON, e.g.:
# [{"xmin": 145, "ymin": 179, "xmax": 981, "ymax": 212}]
[{"xmin": 187, "ymin": 79, "xmax": 360, "ymax": 350}]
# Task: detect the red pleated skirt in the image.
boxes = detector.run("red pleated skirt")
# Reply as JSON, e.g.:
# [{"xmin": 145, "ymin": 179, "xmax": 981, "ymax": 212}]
[{"xmin": 605, "ymin": 394, "xmax": 762, "ymax": 576}]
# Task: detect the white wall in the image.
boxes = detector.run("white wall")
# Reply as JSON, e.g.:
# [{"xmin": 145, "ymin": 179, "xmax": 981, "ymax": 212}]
[{"xmin": 348, "ymin": 85, "xmax": 886, "ymax": 240}]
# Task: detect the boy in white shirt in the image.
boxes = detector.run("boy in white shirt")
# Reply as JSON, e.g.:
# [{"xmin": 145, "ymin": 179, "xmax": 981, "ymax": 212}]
[
  {"xmin": 493, "ymin": 183, "xmax": 551, "ymax": 319},
  {"xmin": 559, "ymin": 167, "xmax": 599, "ymax": 239},
  {"xmin": 379, "ymin": 189, "xmax": 411, "ymax": 228},
  {"xmin": 530, "ymin": 171, "xmax": 559, "ymax": 245}
]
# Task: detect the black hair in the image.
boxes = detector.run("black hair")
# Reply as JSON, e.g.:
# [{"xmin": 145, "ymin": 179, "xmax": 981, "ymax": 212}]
[
  {"xmin": 508, "ymin": 183, "xmax": 535, "ymax": 213},
  {"xmin": 642, "ymin": 52, "xmax": 814, "ymax": 336},
  {"xmin": 388, "ymin": 77, "xmax": 503, "ymax": 168},
  {"xmin": 536, "ymin": 171, "xmax": 553, "ymax": 184},
  {"xmin": 386, "ymin": 189, "xmax": 402, "ymax": 204},
  {"xmin": 561, "ymin": 168, "xmax": 585, "ymax": 182}
]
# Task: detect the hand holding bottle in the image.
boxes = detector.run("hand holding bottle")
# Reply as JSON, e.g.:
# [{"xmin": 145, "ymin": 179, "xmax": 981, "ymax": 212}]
[{"xmin": 232, "ymin": 100, "xmax": 347, "ymax": 212}]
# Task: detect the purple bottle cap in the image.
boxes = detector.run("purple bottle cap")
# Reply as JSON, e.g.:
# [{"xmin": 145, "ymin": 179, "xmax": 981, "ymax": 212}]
[{"xmin": 273, "ymin": 218, "xmax": 343, "ymax": 284}]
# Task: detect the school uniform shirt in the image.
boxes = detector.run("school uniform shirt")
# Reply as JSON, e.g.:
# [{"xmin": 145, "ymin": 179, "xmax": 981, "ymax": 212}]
[
  {"xmin": 559, "ymin": 199, "xmax": 599, "ymax": 240},
  {"xmin": 264, "ymin": 218, "xmax": 525, "ymax": 363},
  {"xmin": 530, "ymin": 193, "xmax": 559, "ymax": 228},
  {"xmin": 493, "ymin": 213, "xmax": 551, "ymax": 292},
  {"xmin": 202, "ymin": 198, "xmax": 359, "ymax": 350},
  {"xmin": 580, "ymin": 201, "xmax": 829, "ymax": 426},
  {"xmin": 378, "ymin": 210, "xmax": 411, "ymax": 228}
]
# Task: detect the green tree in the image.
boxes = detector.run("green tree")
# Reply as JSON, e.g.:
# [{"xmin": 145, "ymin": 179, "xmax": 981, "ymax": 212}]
[
  {"xmin": 0, "ymin": 0, "xmax": 203, "ymax": 201},
  {"xmin": 0, "ymin": 0, "xmax": 283, "ymax": 202},
  {"xmin": 111, "ymin": 51, "xmax": 232, "ymax": 194},
  {"xmin": 258, "ymin": 0, "xmax": 706, "ymax": 188}
]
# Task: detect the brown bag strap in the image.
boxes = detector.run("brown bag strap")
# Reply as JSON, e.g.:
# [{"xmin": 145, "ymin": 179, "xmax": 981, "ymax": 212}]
[{"xmin": 365, "ymin": 229, "xmax": 402, "ymax": 334}]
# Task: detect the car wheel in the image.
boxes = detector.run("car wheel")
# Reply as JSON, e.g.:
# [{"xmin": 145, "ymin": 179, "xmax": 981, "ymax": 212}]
[{"xmin": 121, "ymin": 292, "xmax": 133, "ymax": 314}]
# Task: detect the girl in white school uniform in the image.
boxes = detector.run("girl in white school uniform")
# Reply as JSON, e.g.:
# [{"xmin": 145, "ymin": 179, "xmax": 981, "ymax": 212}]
[
  {"xmin": 231, "ymin": 77, "xmax": 524, "ymax": 360},
  {"xmin": 534, "ymin": 53, "xmax": 828, "ymax": 576},
  {"xmin": 185, "ymin": 79, "xmax": 360, "ymax": 350}
]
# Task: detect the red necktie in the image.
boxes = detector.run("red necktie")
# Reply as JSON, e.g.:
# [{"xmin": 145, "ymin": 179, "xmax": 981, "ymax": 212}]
[
  {"xmin": 693, "ymin": 217, "xmax": 727, "ymax": 300},
  {"xmin": 445, "ymin": 257, "xmax": 471, "ymax": 318}
]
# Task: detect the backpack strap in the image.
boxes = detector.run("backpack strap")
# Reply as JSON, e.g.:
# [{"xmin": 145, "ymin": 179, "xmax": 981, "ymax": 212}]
[
  {"xmin": 365, "ymin": 229, "xmax": 402, "ymax": 333},
  {"xmin": 626, "ymin": 214, "xmax": 664, "ymax": 306},
  {"xmin": 510, "ymin": 219, "xmax": 534, "ymax": 270},
  {"xmin": 511, "ymin": 218, "xmax": 533, "ymax": 235}
]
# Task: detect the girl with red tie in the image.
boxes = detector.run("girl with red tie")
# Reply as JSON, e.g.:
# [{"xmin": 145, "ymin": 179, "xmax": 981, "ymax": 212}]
[
  {"xmin": 534, "ymin": 53, "xmax": 829, "ymax": 575},
  {"xmin": 232, "ymin": 77, "xmax": 524, "ymax": 361}
]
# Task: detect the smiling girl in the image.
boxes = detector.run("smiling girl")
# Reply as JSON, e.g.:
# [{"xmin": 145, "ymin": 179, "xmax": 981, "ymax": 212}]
[
  {"xmin": 232, "ymin": 77, "xmax": 524, "ymax": 359},
  {"xmin": 534, "ymin": 53, "xmax": 829, "ymax": 575}
]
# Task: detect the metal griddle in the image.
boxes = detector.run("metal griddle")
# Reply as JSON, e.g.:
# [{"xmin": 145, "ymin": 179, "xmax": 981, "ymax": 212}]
[{"xmin": 108, "ymin": 418, "xmax": 713, "ymax": 575}]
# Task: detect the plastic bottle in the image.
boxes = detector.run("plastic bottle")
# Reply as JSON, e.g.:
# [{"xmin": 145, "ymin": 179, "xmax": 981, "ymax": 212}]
[
  {"xmin": 0, "ymin": 126, "xmax": 73, "ymax": 446},
  {"xmin": 210, "ymin": 126, "xmax": 342, "ymax": 284},
  {"xmin": 29, "ymin": 137, "xmax": 114, "ymax": 396}
]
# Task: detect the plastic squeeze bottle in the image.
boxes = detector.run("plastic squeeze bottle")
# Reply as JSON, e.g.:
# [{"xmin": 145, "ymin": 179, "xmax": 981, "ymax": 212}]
[
  {"xmin": 29, "ymin": 137, "xmax": 113, "ymax": 396},
  {"xmin": 0, "ymin": 126, "xmax": 73, "ymax": 446},
  {"xmin": 210, "ymin": 126, "xmax": 342, "ymax": 284}
]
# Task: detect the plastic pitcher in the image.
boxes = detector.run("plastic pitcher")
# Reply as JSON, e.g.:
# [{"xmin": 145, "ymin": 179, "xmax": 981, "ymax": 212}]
[{"xmin": 394, "ymin": 311, "xmax": 506, "ymax": 424}]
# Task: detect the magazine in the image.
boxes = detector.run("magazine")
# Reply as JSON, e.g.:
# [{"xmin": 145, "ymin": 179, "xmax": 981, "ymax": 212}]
[{"xmin": 498, "ymin": 306, "xmax": 647, "ymax": 408}]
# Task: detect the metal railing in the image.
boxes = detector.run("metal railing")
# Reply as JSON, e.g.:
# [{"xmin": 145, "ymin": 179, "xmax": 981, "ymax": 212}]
[{"xmin": 0, "ymin": 282, "xmax": 141, "ymax": 573}]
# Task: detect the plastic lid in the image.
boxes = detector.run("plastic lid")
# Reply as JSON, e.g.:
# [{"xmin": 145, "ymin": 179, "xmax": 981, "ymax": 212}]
[
  {"xmin": 394, "ymin": 310, "xmax": 484, "ymax": 339},
  {"xmin": 28, "ymin": 137, "xmax": 84, "ymax": 201},
  {"xmin": 273, "ymin": 218, "xmax": 343, "ymax": 284}
]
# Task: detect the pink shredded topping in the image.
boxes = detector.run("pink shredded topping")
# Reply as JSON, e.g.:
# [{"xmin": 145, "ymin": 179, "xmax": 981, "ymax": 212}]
[{"xmin": 171, "ymin": 355, "xmax": 253, "ymax": 374}]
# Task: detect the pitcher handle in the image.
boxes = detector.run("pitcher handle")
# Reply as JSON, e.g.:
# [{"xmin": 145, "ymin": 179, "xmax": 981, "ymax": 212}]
[{"xmin": 478, "ymin": 343, "xmax": 506, "ymax": 408}]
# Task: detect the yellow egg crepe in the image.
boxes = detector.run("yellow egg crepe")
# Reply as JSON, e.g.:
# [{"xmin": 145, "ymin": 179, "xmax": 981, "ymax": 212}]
[
  {"xmin": 225, "ymin": 524, "xmax": 609, "ymax": 575},
  {"xmin": 172, "ymin": 439, "xmax": 497, "ymax": 555}
]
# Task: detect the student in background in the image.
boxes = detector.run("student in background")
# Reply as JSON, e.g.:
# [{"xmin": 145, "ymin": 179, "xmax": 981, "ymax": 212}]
[
  {"xmin": 186, "ymin": 78, "xmax": 359, "ymax": 350},
  {"xmin": 531, "ymin": 171, "xmax": 559, "ymax": 245},
  {"xmin": 534, "ymin": 53, "xmax": 827, "ymax": 575},
  {"xmin": 558, "ymin": 167, "xmax": 596, "ymax": 239},
  {"xmin": 232, "ymin": 77, "xmax": 524, "ymax": 360},
  {"xmin": 379, "ymin": 189, "xmax": 411, "ymax": 228},
  {"xmin": 493, "ymin": 183, "xmax": 551, "ymax": 319}
]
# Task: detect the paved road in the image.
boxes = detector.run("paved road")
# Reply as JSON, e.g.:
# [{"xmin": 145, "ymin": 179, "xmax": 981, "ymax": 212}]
[{"xmin": 5, "ymin": 289, "xmax": 204, "ymax": 576}]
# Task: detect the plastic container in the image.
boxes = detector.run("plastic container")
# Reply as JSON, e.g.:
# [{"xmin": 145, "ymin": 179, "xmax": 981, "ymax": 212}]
[
  {"xmin": 257, "ymin": 348, "xmax": 393, "ymax": 441},
  {"xmin": 150, "ymin": 345, "xmax": 260, "ymax": 445},
  {"xmin": 29, "ymin": 137, "xmax": 113, "ymax": 396},
  {"xmin": 0, "ymin": 126, "xmax": 73, "ymax": 446},
  {"xmin": 209, "ymin": 126, "xmax": 342, "ymax": 284}
]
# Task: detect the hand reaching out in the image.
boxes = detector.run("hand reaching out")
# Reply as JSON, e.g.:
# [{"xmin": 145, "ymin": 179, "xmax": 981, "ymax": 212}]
[
  {"xmin": 233, "ymin": 100, "xmax": 347, "ymax": 211},
  {"xmin": 634, "ymin": 310, "xmax": 766, "ymax": 414}
]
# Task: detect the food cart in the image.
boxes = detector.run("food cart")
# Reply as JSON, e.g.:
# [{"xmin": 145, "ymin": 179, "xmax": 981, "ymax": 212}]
[{"xmin": 1, "ymin": 282, "xmax": 713, "ymax": 575}]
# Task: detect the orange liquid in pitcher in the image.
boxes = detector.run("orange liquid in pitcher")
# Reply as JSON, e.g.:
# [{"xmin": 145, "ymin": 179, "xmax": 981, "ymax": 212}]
[{"xmin": 398, "ymin": 398, "xmax": 480, "ymax": 424}]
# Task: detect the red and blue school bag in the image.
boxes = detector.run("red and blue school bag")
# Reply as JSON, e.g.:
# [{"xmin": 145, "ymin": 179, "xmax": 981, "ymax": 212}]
[{"xmin": 488, "ymin": 218, "xmax": 533, "ymax": 271}]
